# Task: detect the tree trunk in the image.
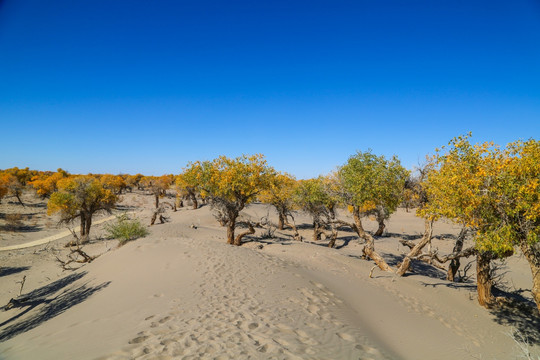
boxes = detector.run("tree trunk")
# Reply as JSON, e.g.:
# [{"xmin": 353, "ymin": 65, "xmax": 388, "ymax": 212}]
[
  {"xmin": 79, "ymin": 213, "xmax": 91, "ymax": 244},
  {"xmin": 284, "ymin": 218, "xmax": 302, "ymax": 241},
  {"xmin": 396, "ymin": 219, "xmax": 433, "ymax": 276},
  {"xmin": 476, "ymin": 252, "xmax": 494, "ymax": 308},
  {"xmin": 80, "ymin": 216, "xmax": 86, "ymax": 239},
  {"xmin": 447, "ymin": 227, "xmax": 467, "ymax": 281},
  {"xmin": 190, "ymin": 191, "xmax": 198, "ymax": 210},
  {"xmin": 234, "ymin": 222, "xmax": 255, "ymax": 246},
  {"xmin": 15, "ymin": 192, "xmax": 25, "ymax": 207},
  {"xmin": 227, "ymin": 217, "xmax": 236, "ymax": 245},
  {"xmin": 521, "ymin": 242, "xmax": 540, "ymax": 312},
  {"xmin": 85, "ymin": 216, "xmax": 92, "ymax": 239},
  {"xmin": 327, "ymin": 222, "xmax": 338, "ymax": 248},
  {"xmin": 374, "ymin": 221, "xmax": 385, "ymax": 237},
  {"xmin": 175, "ymin": 194, "xmax": 183, "ymax": 209},
  {"xmin": 313, "ymin": 221, "xmax": 323, "ymax": 241},
  {"xmin": 154, "ymin": 194, "xmax": 159, "ymax": 209},
  {"xmin": 353, "ymin": 209, "xmax": 392, "ymax": 272},
  {"xmin": 277, "ymin": 212, "xmax": 285, "ymax": 230}
]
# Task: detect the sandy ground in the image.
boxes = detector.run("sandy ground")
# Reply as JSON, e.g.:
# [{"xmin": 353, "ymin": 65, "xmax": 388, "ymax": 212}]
[{"xmin": 0, "ymin": 191, "xmax": 539, "ymax": 359}]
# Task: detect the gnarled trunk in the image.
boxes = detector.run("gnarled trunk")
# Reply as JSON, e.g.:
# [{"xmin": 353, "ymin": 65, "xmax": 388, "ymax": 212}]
[
  {"xmin": 190, "ymin": 193, "xmax": 198, "ymax": 210},
  {"xmin": 521, "ymin": 242, "xmax": 540, "ymax": 312},
  {"xmin": 277, "ymin": 212, "xmax": 285, "ymax": 230},
  {"xmin": 79, "ymin": 213, "xmax": 91, "ymax": 244},
  {"xmin": 80, "ymin": 215, "xmax": 86, "ymax": 238},
  {"xmin": 284, "ymin": 217, "xmax": 302, "ymax": 241},
  {"xmin": 234, "ymin": 222, "xmax": 255, "ymax": 246},
  {"xmin": 396, "ymin": 219, "xmax": 433, "ymax": 276},
  {"xmin": 227, "ymin": 217, "xmax": 236, "ymax": 245},
  {"xmin": 327, "ymin": 222, "xmax": 338, "ymax": 248},
  {"xmin": 313, "ymin": 221, "xmax": 324, "ymax": 241},
  {"xmin": 476, "ymin": 252, "xmax": 494, "ymax": 308},
  {"xmin": 447, "ymin": 227, "xmax": 467, "ymax": 281},
  {"xmin": 154, "ymin": 194, "xmax": 159, "ymax": 208},
  {"xmin": 374, "ymin": 221, "xmax": 385, "ymax": 236},
  {"xmin": 15, "ymin": 192, "xmax": 25, "ymax": 207},
  {"xmin": 352, "ymin": 208, "xmax": 392, "ymax": 272}
]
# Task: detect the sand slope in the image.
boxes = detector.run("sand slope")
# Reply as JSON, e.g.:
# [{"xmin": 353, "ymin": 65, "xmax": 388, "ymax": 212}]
[{"xmin": 0, "ymin": 200, "xmax": 539, "ymax": 359}]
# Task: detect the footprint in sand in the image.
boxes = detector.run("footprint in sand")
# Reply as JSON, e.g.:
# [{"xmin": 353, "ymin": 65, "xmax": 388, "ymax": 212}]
[
  {"xmin": 336, "ymin": 332, "xmax": 355, "ymax": 341},
  {"xmin": 307, "ymin": 304, "xmax": 320, "ymax": 314},
  {"xmin": 158, "ymin": 315, "xmax": 171, "ymax": 324},
  {"xmin": 128, "ymin": 335, "xmax": 149, "ymax": 344}
]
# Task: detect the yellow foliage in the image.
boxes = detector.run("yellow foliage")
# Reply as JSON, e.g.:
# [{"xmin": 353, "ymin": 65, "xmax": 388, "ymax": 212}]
[{"xmin": 421, "ymin": 135, "xmax": 540, "ymax": 258}]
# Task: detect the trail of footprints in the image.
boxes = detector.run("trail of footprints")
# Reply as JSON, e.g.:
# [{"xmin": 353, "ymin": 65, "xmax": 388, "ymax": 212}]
[{"xmin": 102, "ymin": 239, "xmax": 386, "ymax": 359}]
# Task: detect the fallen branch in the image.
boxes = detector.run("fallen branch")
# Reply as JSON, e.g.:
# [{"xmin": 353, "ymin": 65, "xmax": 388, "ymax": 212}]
[
  {"xmin": 17, "ymin": 275, "xmax": 26, "ymax": 297},
  {"xmin": 369, "ymin": 265, "xmax": 378, "ymax": 278},
  {"xmin": 56, "ymin": 245, "xmax": 97, "ymax": 271},
  {"xmin": 234, "ymin": 221, "xmax": 255, "ymax": 245},
  {"xmin": 396, "ymin": 220, "xmax": 433, "ymax": 276},
  {"xmin": 399, "ymin": 238, "xmax": 417, "ymax": 250}
]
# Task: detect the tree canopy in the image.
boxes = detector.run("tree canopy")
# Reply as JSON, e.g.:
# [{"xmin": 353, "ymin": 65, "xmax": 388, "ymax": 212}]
[
  {"xmin": 47, "ymin": 175, "xmax": 118, "ymax": 242},
  {"xmin": 187, "ymin": 154, "xmax": 274, "ymax": 245}
]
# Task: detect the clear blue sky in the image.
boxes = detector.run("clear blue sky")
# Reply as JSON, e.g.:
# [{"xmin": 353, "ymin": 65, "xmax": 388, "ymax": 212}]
[{"xmin": 1, "ymin": 0, "xmax": 539, "ymax": 178}]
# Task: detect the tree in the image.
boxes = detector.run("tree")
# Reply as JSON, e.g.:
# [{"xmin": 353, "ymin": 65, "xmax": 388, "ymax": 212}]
[
  {"xmin": 29, "ymin": 169, "xmax": 69, "ymax": 198},
  {"xmin": 420, "ymin": 135, "xmax": 540, "ymax": 310},
  {"xmin": 188, "ymin": 154, "xmax": 274, "ymax": 246},
  {"xmin": 0, "ymin": 173, "xmax": 10, "ymax": 203},
  {"xmin": 294, "ymin": 177, "xmax": 339, "ymax": 244},
  {"xmin": 419, "ymin": 136, "xmax": 503, "ymax": 307},
  {"xmin": 258, "ymin": 173, "xmax": 298, "ymax": 230},
  {"xmin": 0, "ymin": 173, "xmax": 25, "ymax": 206},
  {"xmin": 493, "ymin": 139, "xmax": 540, "ymax": 311},
  {"xmin": 47, "ymin": 176, "xmax": 118, "ymax": 243},
  {"xmin": 176, "ymin": 167, "xmax": 201, "ymax": 210},
  {"xmin": 141, "ymin": 175, "xmax": 171, "ymax": 208},
  {"xmin": 100, "ymin": 174, "xmax": 127, "ymax": 195},
  {"xmin": 0, "ymin": 167, "xmax": 35, "ymax": 206},
  {"xmin": 124, "ymin": 173, "xmax": 143, "ymax": 192},
  {"xmin": 337, "ymin": 151, "xmax": 409, "ymax": 271}
]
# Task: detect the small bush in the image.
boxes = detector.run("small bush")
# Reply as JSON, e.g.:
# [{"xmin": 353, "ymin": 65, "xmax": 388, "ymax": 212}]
[
  {"xmin": 5, "ymin": 213, "xmax": 24, "ymax": 231},
  {"xmin": 105, "ymin": 214, "xmax": 149, "ymax": 246}
]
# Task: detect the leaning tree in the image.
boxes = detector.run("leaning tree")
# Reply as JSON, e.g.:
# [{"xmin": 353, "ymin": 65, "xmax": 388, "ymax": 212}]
[{"xmin": 337, "ymin": 150, "xmax": 409, "ymax": 271}]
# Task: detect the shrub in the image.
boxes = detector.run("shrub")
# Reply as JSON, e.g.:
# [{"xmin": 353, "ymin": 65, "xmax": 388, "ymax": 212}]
[
  {"xmin": 5, "ymin": 213, "xmax": 24, "ymax": 231},
  {"xmin": 105, "ymin": 214, "xmax": 149, "ymax": 246}
]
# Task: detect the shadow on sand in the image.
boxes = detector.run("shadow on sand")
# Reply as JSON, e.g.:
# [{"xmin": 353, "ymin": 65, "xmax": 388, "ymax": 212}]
[
  {"xmin": 489, "ymin": 288, "xmax": 540, "ymax": 345},
  {"xmin": 0, "ymin": 267, "xmax": 31, "ymax": 277},
  {"xmin": 0, "ymin": 272, "xmax": 110, "ymax": 342}
]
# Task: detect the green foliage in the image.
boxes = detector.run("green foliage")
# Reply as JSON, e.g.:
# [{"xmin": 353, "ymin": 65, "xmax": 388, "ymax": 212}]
[
  {"xmin": 105, "ymin": 214, "xmax": 149, "ymax": 246},
  {"xmin": 294, "ymin": 176, "xmax": 337, "ymax": 219},
  {"xmin": 338, "ymin": 150, "xmax": 409, "ymax": 217}
]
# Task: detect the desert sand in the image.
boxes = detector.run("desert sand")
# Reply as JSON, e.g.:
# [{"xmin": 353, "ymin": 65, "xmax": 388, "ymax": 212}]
[{"xmin": 0, "ymin": 191, "xmax": 539, "ymax": 359}]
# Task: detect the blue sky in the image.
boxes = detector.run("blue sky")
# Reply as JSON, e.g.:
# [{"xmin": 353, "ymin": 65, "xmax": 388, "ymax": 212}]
[{"xmin": 1, "ymin": 0, "xmax": 539, "ymax": 178}]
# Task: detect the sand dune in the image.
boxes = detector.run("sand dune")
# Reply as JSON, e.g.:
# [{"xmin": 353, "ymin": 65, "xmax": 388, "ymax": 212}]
[{"xmin": 0, "ymin": 195, "xmax": 538, "ymax": 359}]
